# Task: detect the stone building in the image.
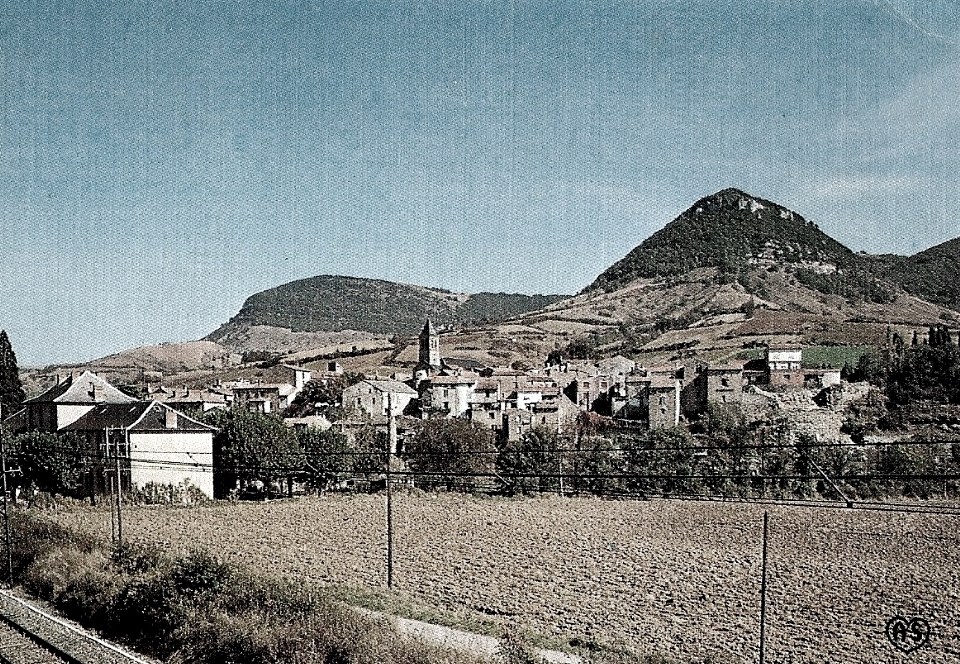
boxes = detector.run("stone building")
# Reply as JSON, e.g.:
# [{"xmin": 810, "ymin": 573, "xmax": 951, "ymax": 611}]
[
  {"xmin": 703, "ymin": 363, "xmax": 744, "ymax": 405},
  {"xmin": 62, "ymin": 401, "xmax": 215, "ymax": 499},
  {"xmin": 414, "ymin": 320, "xmax": 443, "ymax": 381},
  {"xmin": 420, "ymin": 372, "xmax": 479, "ymax": 417},
  {"xmin": 7, "ymin": 371, "xmax": 215, "ymax": 499},
  {"xmin": 342, "ymin": 379, "xmax": 418, "ymax": 423},
  {"xmin": 766, "ymin": 345, "xmax": 804, "ymax": 386},
  {"xmin": 647, "ymin": 377, "xmax": 681, "ymax": 429},
  {"xmin": 20, "ymin": 371, "xmax": 136, "ymax": 432}
]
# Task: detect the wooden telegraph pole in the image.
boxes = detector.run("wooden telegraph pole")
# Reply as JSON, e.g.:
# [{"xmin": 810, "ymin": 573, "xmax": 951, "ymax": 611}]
[
  {"xmin": 106, "ymin": 428, "xmax": 116, "ymax": 542},
  {"xmin": 385, "ymin": 392, "xmax": 395, "ymax": 588},
  {"xmin": 0, "ymin": 404, "xmax": 13, "ymax": 588},
  {"xmin": 114, "ymin": 428, "xmax": 123, "ymax": 546}
]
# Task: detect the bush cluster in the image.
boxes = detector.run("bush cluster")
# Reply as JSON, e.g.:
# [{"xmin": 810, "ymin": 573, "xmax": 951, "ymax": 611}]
[{"xmin": 9, "ymin": 511, "xmax": 481, "ymax": 664}]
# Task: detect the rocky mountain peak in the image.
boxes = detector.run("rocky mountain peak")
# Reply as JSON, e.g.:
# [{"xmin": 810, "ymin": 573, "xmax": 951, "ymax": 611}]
[{"xmin": 583, "ymin": 187, "xmax": 852, "ymax": 294}]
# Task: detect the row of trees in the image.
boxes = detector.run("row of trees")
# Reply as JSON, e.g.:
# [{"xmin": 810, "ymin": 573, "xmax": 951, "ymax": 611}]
[
  {"xmin": 848, "ymin": 326, "xmax": 960, "ymax": 406},
  {"xmin": 379, "ymin": 407, "xmax": 960, "ymax": 501},
  {"xmin": 204, "ymin": 408, "xmax": 355, "ymax": 497},
  {"xmin": 3, "ymin": 403, "xmax": 956, "ymax": 502}
]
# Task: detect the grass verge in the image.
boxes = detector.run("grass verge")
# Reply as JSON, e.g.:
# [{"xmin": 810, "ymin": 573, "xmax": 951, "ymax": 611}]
[{"xmin": 9, "ymin": 510, "xmax": 485, "ymax": 664}]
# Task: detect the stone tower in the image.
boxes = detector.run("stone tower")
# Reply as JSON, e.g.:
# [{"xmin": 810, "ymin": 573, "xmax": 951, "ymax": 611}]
[{"xmin": 418, "ymin": 320, "xmax": 440, "ymax": 369}]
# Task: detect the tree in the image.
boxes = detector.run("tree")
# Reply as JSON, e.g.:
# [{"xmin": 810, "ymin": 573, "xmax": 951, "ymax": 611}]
[
  {"xmin": 284, "ymin": 373, "xmax": 363, "ymax": 419},
  {"xmin": 297, "ymin": 427, "xmax": 351, "ymax": 491},
  {"xmin": 12, "ymin": 431, "xmax": 86, "ymax": 496},
  {"xmin": 495, "ymin": 427, "xmax": 564, "ymax": 495},
  {"xmin": 573, "ymin": 435, "xmax": 623, "ymax": 496},
  {"xmin": 403, "ymin": 419, "xmax": 496, "ymax": 491},
  {"xmin": 618, "ymin": 428, "xmax": 701, "ymax": 497},
  {"xmin": 349, "ymin": 424, "xmax": 388, "ymax": 476},
  {"xmin": 0, "ymin": 330, "xmax": 25, "ymax": 414},
  {"xmin": 203, "ymin": 408, "xmax": 304, "ymax": 497}
]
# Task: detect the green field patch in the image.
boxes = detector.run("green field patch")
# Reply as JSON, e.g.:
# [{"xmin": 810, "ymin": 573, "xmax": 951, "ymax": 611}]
[{"xmin": 801, "ymin": 344, "xmax": 874, "ymax": 369}]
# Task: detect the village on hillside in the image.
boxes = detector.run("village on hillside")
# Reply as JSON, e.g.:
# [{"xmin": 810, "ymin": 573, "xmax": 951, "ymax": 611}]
[{"xmin": 6, "ymin": 317, "xmax": 940, "ymax": 502}]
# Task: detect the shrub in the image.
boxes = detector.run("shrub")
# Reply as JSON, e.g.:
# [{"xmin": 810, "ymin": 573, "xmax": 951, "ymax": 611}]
[
  {"xmin": 112, "ymin": 541, "xmax": 165, "ymax": 575},
  {"xmin": 8, "ymin": 511, "xmax": 486, "ymax": 664}
]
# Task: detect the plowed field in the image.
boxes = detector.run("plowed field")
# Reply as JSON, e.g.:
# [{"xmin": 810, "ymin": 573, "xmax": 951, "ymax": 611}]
[{"xmin": 49, "ymin": 495, "xmax": 960, "ymax": 664}]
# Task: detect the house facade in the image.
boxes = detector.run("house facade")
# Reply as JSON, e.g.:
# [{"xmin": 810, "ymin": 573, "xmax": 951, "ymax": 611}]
[
  {"xmin": 766, "ymin": 346, "xmax": 804, "ymax": 386},
  {"xmin": 6, "ymin": 372, "xmax": 216, "ymax": 500},
  {"xmin": 20, "ymin": 371, "xmax": 136, "ymax": 432},
  {"xmin": 62, "ymin": 401, "xmax": 215, "ymax": 499},
  {"xmin": 343, "ymin": 379, "xmax": 418, "ymax": 422}
]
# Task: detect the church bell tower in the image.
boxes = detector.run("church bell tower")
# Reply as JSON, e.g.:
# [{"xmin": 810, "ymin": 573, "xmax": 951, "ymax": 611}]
[{"xmin": 418, "ymin": 320, "xmax": 440, "ymax": 369}]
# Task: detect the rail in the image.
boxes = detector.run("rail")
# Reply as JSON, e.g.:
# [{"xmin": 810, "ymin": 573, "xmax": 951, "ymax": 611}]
[{"xmin": 0, "ymin": 589, "xmax": 154, "ymax": 664}]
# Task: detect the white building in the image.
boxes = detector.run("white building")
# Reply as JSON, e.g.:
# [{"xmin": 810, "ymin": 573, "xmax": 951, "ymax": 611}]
[
  {"xmin": 20, "ymin": 370, "xmax": 136, "ymax": 432},
  {"xmin": 61, "ymin": 401, "xmax": 215, "ymax": 499}
]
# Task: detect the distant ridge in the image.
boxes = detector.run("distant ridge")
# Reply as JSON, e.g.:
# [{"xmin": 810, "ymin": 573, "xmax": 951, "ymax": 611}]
[
  {"xmin": 206, "ymin": 190, "xmax": 960, "ymax": 353},
  {"xmin": 31, "ymin": 187, "xmax": 960, "ymax": 376},
  {"xmin": 206, "ymin": 275, "xmax": 566, "ymax": 341},
  {"xmin": 887, "ymin": 237, "xmax": 960, "ymax": 310}
]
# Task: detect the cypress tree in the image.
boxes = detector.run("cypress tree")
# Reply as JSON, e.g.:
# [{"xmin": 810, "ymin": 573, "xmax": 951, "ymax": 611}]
[{"xmin": 0, "ymin": 330, "xmax": 25, "ymax": 414}]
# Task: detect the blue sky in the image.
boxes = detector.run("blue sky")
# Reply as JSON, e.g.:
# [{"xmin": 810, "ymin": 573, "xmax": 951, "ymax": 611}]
[{"xmin": 2, "ymin": 0, "xmax": 960, "ymax": 365}]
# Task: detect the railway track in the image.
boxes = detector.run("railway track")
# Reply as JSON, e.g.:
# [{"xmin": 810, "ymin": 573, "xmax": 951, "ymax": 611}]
[{"xmin": 0, "ymin": 590, "xmax": 154, "ymax": 664}]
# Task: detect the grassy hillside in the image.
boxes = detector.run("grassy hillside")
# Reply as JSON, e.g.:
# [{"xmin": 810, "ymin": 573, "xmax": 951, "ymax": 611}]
[
  {"xmin": 207, "ymin": 275, "xmax": 566, "ymax": 340},
  {"xmin": 884, "ymin": 238, "xmax": 960, "ymax": 310}
]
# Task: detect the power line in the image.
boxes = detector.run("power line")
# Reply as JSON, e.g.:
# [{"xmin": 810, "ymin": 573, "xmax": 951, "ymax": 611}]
[{"xmin": 8, "ymin": 436, "xmax": 960, "ymax": 456}]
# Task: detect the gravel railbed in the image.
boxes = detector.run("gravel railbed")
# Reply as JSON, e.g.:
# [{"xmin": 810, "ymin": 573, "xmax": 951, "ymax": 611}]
[
  {"xmin": 0, "ymin": 617, "xmax": 66, "ymax": 664},
  {"xmin": 0, "ymin": 591, "xmax": 155, "ymax": 664}
]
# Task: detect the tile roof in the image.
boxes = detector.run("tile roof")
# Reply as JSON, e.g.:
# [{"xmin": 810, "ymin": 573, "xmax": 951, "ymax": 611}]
[
  {"xmin": 61, "ymin": 401, "xmax": 215, "ymax": 432},
  {"xmin": 707, "ymin": 363, "xmax": 744, "ymax": 372},
  {"xmin": 429, "ymin": 373, "xmax": 480, "ymax": 386},
  {"xmin": 25, "ymin": 371, "xmax": 137, "ymax": 405},
  {"xmin": 152, "ymin": 389, "xmax": 228, "ymax": 404},
  {"xmin": 474, "ymin": 378, "xmax": 500, "ymax": 391},
  {"xmin": 60, "ymin": 402, "xmax": 151, "ymax": 430},
  {"xmin": 363, "ymin": 379, "xmax": 418, "ymax": 395},
  {"xmin": 232, "ymin": 383, "xmax": 297, "ymax": 396}
]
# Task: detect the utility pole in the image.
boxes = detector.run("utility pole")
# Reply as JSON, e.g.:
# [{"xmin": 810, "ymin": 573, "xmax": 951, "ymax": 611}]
[
  {"xmin": 557, "ymin": 437, "xmax": 565, "ymax": 497},
  {"xmin": 114, "ymin": 428, "xmax": 123, "ymax": 546},
  {"xmin": 0, "ymin": 404, "xmax": 12, "ymax": 588},
  {"xmin": 106, "ymin": 428, "xmax": 116, "ymax": 542},
  {"xmin": 385, "ymin": 393, "xmax": 395, "ymax": 588},
  {"xmin": 802, "ymin": 451, "xmax": 854, "ymax": 508}
]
